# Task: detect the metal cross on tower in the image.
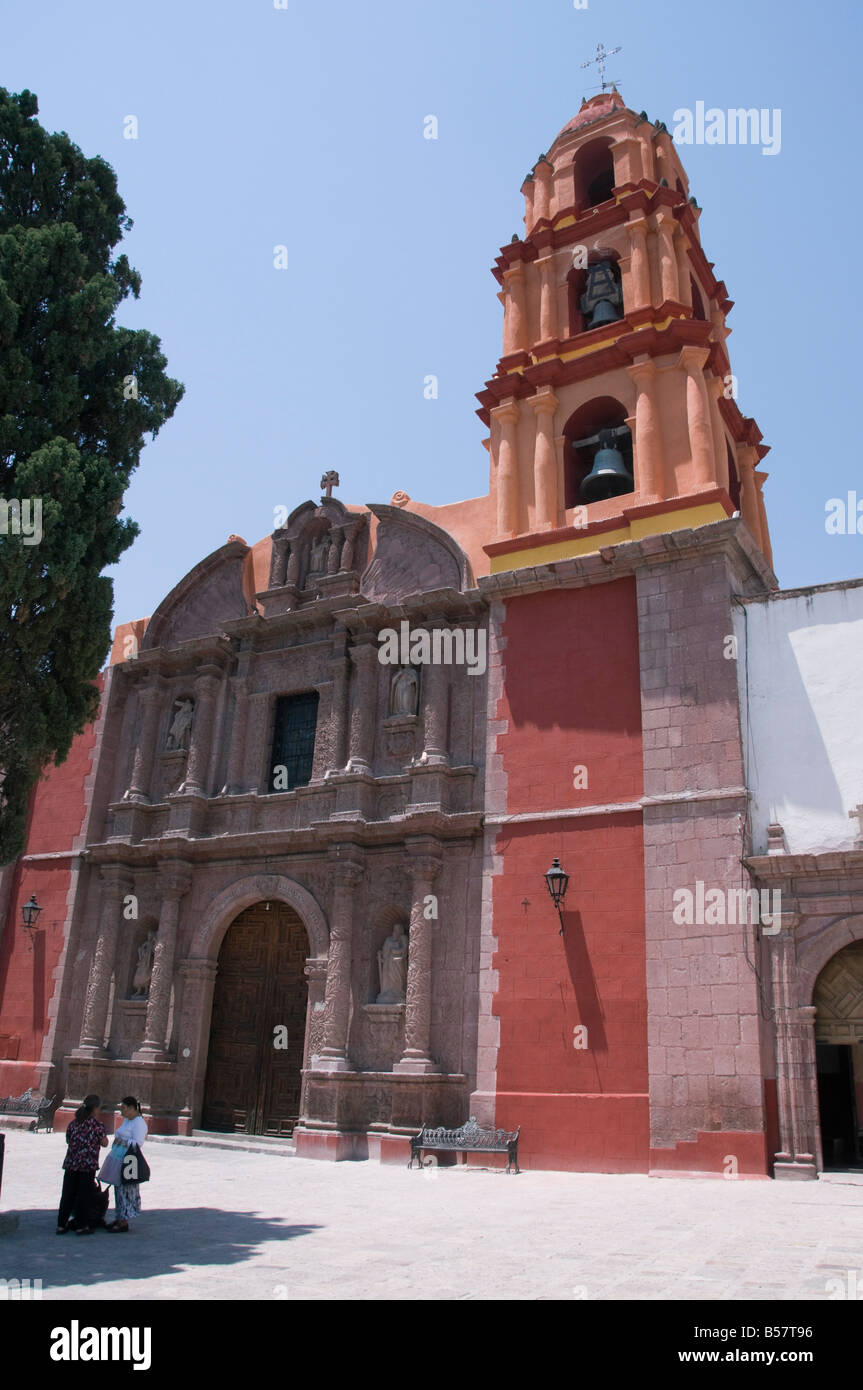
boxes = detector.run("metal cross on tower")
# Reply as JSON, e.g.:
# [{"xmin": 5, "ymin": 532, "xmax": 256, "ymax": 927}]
[{"xmin": 580, "ymin": 41, "xmax": 622, "ymax": 93}]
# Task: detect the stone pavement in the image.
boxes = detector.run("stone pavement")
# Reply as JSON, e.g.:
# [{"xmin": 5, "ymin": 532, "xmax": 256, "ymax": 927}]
[{"xmin": 1, "ymin": 1129, "xmax": 861, "ymax": 1300}]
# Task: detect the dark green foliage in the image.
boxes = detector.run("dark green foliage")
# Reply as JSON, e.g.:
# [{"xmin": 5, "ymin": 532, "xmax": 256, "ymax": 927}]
[{"xmin": 0, "ymin": 88, "xmax": 183, "ymax": 863}]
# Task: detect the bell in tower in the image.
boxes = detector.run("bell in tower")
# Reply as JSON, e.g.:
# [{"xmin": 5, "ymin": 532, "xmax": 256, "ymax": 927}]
[
  {"xmin": 579, "ymin": 260, "xmax": 623, "ymax": 330},
  {"xmin": 574, "ymin": 426, "xmax": 634, "ymax": 504}
]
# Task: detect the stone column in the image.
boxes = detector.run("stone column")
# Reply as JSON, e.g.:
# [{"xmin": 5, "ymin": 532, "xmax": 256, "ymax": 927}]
[
  {"xmin": 530, "ymin": 388, "xmax": 559, "ymax": 530},
  {"xmin": 269, "ymin": 535, "xmax": 289, "ymax": 588},
  {"xmin": 536, "ymin": 256, "xmax": 557, "ymax": 342},
  {"xmin": 737, "ymin": 444, "xmax": 765, "ymax": 550},
  {"xmin": 706, "ymin": 376, "xmax": 728, "ymax": 494},
  {"xmin": 674, "ymin": 225, "xmax": 692, "ymax": 309},
  {"xmin": 328, "ymin": 653, "xmax": 351, "ymax": 773},
  {"xmin": 493, "ymin": 401, "xmax": 520, "ymax": 539},
  {"xmin": 627, "ymin": 218, "xmax": 651, "ymax": 311},
  {"xmin": 502, "ymin": 265, "xmax": 528, "ymax": 355},
  {"xmin": 285, "ymin": 541, "xmax": 301, "ymax": 586},
  {"xmin": 419, "ymin": 632, "xmax": 450, "ymax": 766},
  {"xmin": 74, "ymin": 866, "xmax": 135, "ymax": 1056},
  {"xmin": 340, "ymin": 520, "xmax": 363, "ymax": 572},
  {"xmin": 134, "ymin": 863, "xmax": 192, "ymax": 1061},
  {"xmin": 678, "ymin": 346, "xmax": 715, "ymax": 487},
  {"xmin": 317, "ymin": 857, "xmax": 363, "ymax": 1071},
  {"xmin": 395, "ymin": 846, "xmax": 442, "ymax": 1073},
  {"xmin": 627, "ymin": 359, "xmax": 664, "ymax": 502},
  {"xmin": 655, "ymin": 212, "xmax": 679, "ymax": 303},
  {"xmin": 346, "ymin": 643, "xmax": 378, "ymax": 771},
  {"xmin": 769, "ymin": 916, "xmax": 818, "ymax": 1179},
  {"xmin": 221, "ymin": 676, "xmax": 250, "ymax": 795},
  {"xmin": 124, "ymin": 685, "xmax": 162, "ymax": 804},
  {"xmin": 182, "ymin": 670, "xmax": 221, "ymax": 797},
  {"xmin": 176, "ymin": 957, "xmax": 219, "ymax": 1128},
  {"xmin": 754, "ymin": 471, "xmax": 773, "ymax": 569},
  {"xmin": 533, "ymin": 159, "xmax": 552, "ymax": 222}
]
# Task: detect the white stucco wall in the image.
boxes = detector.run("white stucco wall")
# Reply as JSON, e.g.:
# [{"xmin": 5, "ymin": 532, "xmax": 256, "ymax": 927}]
[{"xmin": 733, "ymin": 580, "xmax": 863, "ymax": 856}]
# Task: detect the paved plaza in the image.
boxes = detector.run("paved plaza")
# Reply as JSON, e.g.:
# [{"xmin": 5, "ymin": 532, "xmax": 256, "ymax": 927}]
[{"xmin": 0, "ymin": 1129, "xmax": 861, "ymax": 1301}]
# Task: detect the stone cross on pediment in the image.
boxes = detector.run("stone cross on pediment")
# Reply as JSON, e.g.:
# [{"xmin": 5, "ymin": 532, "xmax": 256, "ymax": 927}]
[
  {"xmin": 849, "ymin": 804, "xmax": 863, "ymax": 846},
  {"xmin": 320, "ymin": 470, "xmax": 340, "ymax": 500}
]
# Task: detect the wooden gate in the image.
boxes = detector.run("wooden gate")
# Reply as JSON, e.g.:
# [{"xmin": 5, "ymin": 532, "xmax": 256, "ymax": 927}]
[{"xmin": 202, "ymin": 901, "xmax": 309, "ymax": 1135}]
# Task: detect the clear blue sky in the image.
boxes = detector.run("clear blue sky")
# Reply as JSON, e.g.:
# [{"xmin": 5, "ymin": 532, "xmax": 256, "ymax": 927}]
[{"xmin": 4, "ymin": 0, "xmax": 862, "ymax": 628}]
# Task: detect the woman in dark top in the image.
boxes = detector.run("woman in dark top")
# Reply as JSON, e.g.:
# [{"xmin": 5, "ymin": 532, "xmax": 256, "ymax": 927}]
[{"xmin": 57, "ymin": 1093, "xmax": 109, "ymax": 1235}]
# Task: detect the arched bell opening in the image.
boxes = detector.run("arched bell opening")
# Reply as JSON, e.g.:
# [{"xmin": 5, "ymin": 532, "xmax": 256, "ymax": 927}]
[
  {"xmin": 567, "ymin": 249, "xmax": 623, "ymax": 337},
  {"xmin": 564, "ymin": 397, "xmax": 633, "ymax": 509},
  {"xmin": 690, "ymin": 277, "xmax": 707, "ymax": 322},
  {"xmin": 813, "ymin": 942, "xmax": 863, "ymax": 1171},
  {"xmin": 573, "ymin": 137, "xmax": 616, "ymax": 213}
]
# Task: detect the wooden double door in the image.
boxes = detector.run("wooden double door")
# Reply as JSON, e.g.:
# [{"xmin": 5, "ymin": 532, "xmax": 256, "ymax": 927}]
[{"xmin": 202, "ymin": 902, "xmax": 309, "ymax": 1136}]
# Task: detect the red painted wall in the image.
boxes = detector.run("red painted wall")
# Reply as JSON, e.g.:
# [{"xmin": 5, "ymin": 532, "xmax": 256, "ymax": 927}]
[
  {"xmin": 492, "ymin": 581, "xmax": 648, "ymax": 1170},
  {"xmin": 0, "ymin": 685, "xmax": 101, "ymax": 1091}
]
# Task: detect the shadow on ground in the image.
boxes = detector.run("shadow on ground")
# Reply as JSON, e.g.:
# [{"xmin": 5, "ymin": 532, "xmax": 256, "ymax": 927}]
[{"xmin": 0, "ymin": 1208, "xmax": 321, "ymax": 1289}]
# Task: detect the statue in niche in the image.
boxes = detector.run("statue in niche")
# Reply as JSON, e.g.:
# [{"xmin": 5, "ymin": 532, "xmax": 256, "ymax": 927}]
[
  {"xmin": 390, "ymin": 667, "xmax": 419, "ymax": 717},
  {"xmin": 166, "ymin": 698, "xmax": 194, "ymax": 751},
  {"xmin": 130, "ymin": 931, "xmax": 157, "ymax": 999},
  {"xmin": 376, "ymin": 923, "xmax": 409, "ymax": 1004},
  {"xmin": 309, "ymin": 530, "xmax": 331, "ymax": 573}
]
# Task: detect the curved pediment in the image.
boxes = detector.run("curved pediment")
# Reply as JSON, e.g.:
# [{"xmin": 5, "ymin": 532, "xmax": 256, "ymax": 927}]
[
  {"xmin": 361, "ymin": 504, "xmax": 474, "ymax": 602},
  {"xmin": 141, "ymin": 539, "xmax": 250, "ymax": 651}
]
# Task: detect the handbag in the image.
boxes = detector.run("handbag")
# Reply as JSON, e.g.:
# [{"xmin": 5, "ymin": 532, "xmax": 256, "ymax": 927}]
[
  {"xmin": 98, "ymin": 1139, "xmax": 127, "ymax": 1186},
  {"xmin": 120, "ymin": 1142, "xmax": 151, "ymax": 1185}
]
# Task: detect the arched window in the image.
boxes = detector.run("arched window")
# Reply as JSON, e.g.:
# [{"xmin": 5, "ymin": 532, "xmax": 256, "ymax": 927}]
[
  {"xmin": 573, "ymin": 138, "xmax": 616, "ymax": 212},
  {"xmin": 567, "ymin": 250, "xmax": 623, "ymax": 337},
  {"xmin": 564, "ymin": 398, "xmax": 634, "ymax": 508}
]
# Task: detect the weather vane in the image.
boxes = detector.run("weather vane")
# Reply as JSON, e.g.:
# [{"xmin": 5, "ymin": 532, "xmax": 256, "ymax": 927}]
[{"xmin": 580, "ymin": 41, "xmax": 622, "ymax": 94}]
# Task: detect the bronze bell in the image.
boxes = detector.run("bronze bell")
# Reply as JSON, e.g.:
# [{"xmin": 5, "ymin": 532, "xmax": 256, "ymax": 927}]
[
  {"xmin": 578, "ymin": 428, "xmax": 633, "ymax": 503},
  {"xmin": 579, "ymin": 259, "xmax": 623, "ymax": 330}
]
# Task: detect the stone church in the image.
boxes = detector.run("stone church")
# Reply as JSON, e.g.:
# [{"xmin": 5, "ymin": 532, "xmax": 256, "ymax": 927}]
[{"xmin": 2, "ymin": 88, "xmax": 862, "ymax": 1177}]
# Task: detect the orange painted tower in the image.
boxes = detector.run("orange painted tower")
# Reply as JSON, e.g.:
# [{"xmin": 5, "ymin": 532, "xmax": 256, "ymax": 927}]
[{"xmin": 477, "ymin": 89, "xmax": 772, "ymax": 576}]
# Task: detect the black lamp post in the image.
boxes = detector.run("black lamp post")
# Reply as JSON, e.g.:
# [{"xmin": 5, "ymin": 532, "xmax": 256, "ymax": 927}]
[
  {"xmin": 20, "ymin": 895, "xmax": 42, "ymax": 930},
  {"xmin": 544, "ymin": 858, "xmax": 569, "ymax": 934}
]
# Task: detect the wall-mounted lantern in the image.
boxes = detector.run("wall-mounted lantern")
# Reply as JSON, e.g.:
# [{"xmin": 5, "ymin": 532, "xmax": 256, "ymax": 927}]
[
  {"xmin": 20, "ymin": 895, "xmax": 42, "ymax": 930},
  {"xmin": 544, "ymin": 858, "xmax": 569, "ymax": 934}
]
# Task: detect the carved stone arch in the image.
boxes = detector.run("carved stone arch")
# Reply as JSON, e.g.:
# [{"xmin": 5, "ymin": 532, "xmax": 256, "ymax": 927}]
[
  {"xmin": 190, "ymin": 873, "xmax": 329, "ymax": 962},
  {"xmin": 361, "ymin": 503, "xmax": 474, "ymax": 602},
  {"xmin": 141, "ymin": 538, "xmax": 250, "ymax": 651},
  {"xmin": 796, "ymin": 914, "xmax": 863, "ymax": 1006}
]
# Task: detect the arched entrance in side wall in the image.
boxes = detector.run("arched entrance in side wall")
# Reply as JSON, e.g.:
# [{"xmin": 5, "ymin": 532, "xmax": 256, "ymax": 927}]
[
  {"xmin": 202, "ymin": 901, "xmax": 309, "ymax": 1135},
  {"xmin": 814, "ymin": 942, "xmax": 863, "ymax": 1169}
]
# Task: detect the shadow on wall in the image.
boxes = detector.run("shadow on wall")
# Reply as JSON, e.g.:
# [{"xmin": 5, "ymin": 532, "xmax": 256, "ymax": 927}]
[{"xmin": 737, "ymin": 593, "xmax": 863, "ymax": 854}]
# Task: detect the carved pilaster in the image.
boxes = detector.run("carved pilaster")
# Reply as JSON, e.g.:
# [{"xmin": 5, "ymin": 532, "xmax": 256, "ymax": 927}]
[
  {"xmin": 395, "ymin": 845, "xmax": 442, "ymax": 1073},
  {"xmin": 678, "ymin": 345, "xmax": 714, "ymax": 488},
  {"xmin": 769, "ymin": 915, "xmax": 818, "ymax": 1179},
  {"xmin": 74, "ymin": 866, "xmax": 135, "ymax": 1056},
  {"xmin": 418, "ymin": 634, "xmax": 450, "ymax": 767},
  {"xmin": 627, "ymin": 358, "xmax": 664, "ymax": 502},
  {"xmin": 655, "ymin": 211, "xmax": 679, "ymax": 303},
  {"xmin": 134, "ymin": 863, "xmax": 192, "ymax": 1060},
  {"xmin": 493, "ymin": 401, "xmax": 520, "ymax": 540},
  {"xmin": 181, "ymin": 670, "xmax": 221, "ymax": 797},
  {"xmin": 346, "ymin": 643, "xmax": 378, "ymax": 771},
  {"xmin": 627, "ymin": 218, "xmax": 651, "ymax": 310},
  {"xmin": 124, "ymin": 685, "xmax": 162, "ymax": 804},
  {"xmin": 222, "ymin": 676, "xmax": 250, "ymax": 795},
  {"xmin": 316, "ymin": 857, "xmax": 364, "ymax": 1070},
  {"xmin": 502, "ymin": 264, "xmax": 527, "ymax": 355}
]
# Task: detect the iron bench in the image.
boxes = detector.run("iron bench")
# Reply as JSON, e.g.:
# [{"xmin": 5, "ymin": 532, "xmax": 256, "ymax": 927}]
[
  {"xmin": 0, "ymin": 1089, "xmax": 57, "ymax": 1132},
  {"xmin": 408, "ymin": 1116, "xmax": 520, "ymax": 1174}
]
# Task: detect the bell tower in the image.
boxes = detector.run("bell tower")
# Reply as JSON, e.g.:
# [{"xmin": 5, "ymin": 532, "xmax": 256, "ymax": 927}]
[{"xmin": 477, "ymin": 89, "xmax": 773, "ymax": 574}]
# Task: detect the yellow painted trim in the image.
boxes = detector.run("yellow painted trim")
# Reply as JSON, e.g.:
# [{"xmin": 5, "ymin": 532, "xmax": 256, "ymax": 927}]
[
  {"xmin": 554, "ymin": 215, "xmax": 577, "ymax": 229},
  {"xmin": 488, "ymin": 502, "xmax": 728, "ymax": 574}
]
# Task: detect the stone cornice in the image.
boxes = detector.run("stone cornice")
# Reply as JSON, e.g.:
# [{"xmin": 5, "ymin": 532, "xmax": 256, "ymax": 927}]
[
  {"xmin": 745, "ymin": 850, "xmax": 863, "ymax": 881},
  {"xmin": 479, "ymin": 516, "xmax": 776, "ymax": 599},
  {"xmin": 83, "ymin": 810, "xmax": 483, "ymax": 867},
  {"xmin": 115, "ymin": 635, "xmax": 234, "ymax": 680}
]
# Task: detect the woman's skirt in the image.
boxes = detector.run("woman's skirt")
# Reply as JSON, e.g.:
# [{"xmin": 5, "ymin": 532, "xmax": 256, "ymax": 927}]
[{"xmin": 113, "ymin": 1181, "xmax": 142, "ymax": 1222}]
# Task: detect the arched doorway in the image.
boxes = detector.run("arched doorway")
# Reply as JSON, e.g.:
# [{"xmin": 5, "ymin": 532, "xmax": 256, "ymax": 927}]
[
  {"xmin": 202, "ymin": 901, "xmax": 309, "ymax": 1135},
  {"xmin": 814, "ymin": 942, "xmax": 863, "ymax": 1169}
]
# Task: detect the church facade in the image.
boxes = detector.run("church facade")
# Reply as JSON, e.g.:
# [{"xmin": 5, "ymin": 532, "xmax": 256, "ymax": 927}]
[{"xmin": 2, "ymin": 89, "xmax": 862, "ymax": 1177}]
